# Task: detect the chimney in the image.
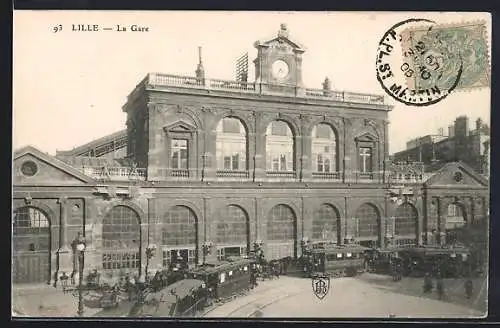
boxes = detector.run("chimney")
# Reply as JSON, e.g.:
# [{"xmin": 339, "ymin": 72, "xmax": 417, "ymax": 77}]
[
  {"xmin": 476, "ymin": 118, "xmax": 483, "ymax": 131},
  {"xmin": 448, "ymin": 125, "xmax": 455, "ymax": 137},
  {"xmin": 322, "ymin": 77, "xmax": 332, "ymax": 96},
  {"xmin": 438, "ymin": 127, "xmax": 444, "ymax": 136},
  {"xmin": 195, "ymin": 46, "xmax": 205, "ymax": 81}
]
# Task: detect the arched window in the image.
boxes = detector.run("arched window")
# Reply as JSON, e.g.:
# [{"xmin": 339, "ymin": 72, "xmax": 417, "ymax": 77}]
[
  {"xmin": 102, "ymin": 206, "xmax": 141, "ymax": 272},
  {"xmin": 265, "ymin": 121, "xmax": 295, "ymax": 173},
  {"xmin": 395, "ymin": 203, "xmax": 418, "ymax": 235},
  {"xmin": 216, "ymin": 205, "xmax": 249, "ymax": 259},
  {"xmin": 394, "ymin": 203, "xmax": 418, "ymax": 246},
  {"xmin": 445, "ymin": 203, "xmax": 466, "ymax": 245},
  {"xmin": 161, "ymin": 206, "xmax": 198, "ymax": 266},
  {"xmin": 267, "ymin": 204, "xmax": 296, "ymax": 260},
  {"xmin": 216, "ymin": 118, "xmax": 247, "ymax": 174},
  {"xmin": 355, "ymin": 203, "xmax": 380, "ymax": 247},
  {"xmin": 13, "ymin": 207, "xmax": 50, "ymax": 252},
  {"xmin": 312, "ymin": 124, "xmax": 337, "ymax": 174},
  {"xmin": 13, "ymin": 207, "xmax": 51, "ymax": 283},
  {"xmin": 312, "ymin": 204, "xmax": 340, "ymax": 243}
]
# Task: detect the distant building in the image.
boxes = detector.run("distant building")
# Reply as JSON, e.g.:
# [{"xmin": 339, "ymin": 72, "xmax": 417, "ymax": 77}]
[{"xmin": 393, "ymin": 116, "xmax": 490, "ymax": 176}]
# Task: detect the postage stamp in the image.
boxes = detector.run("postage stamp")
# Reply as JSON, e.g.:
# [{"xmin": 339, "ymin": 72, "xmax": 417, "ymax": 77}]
[{"xmin": 399, "ymin": 21, "xmax": 490, "ymax": 92}]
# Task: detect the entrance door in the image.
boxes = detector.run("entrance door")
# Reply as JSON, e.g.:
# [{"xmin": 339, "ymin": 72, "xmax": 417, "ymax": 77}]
[{"xmin": 13, "ymin": 207, "xmax": 51, "ymax": 284}]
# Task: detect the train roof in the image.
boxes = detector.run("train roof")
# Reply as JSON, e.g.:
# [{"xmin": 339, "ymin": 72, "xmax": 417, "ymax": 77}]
[
  {"xmin": 309, "ymin": 244, "xmax": 371, "ymax": 254},
  {"xmin": 189, "ymin": 257, "xmax": 253, "ymax": 275}
]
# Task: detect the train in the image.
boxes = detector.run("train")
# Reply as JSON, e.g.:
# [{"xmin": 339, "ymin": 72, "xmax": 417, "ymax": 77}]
[{"xmin": 300, "ymin": 242, "xmax": 370, "ymax": 278}]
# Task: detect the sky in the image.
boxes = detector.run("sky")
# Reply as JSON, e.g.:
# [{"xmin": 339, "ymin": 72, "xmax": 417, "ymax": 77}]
[{"xmin": 13, "ymin": 11, "xmax": 491, "ymax": 155}]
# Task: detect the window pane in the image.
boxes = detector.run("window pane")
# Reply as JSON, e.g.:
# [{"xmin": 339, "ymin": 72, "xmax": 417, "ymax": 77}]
[
  {"xmin": 355, "ymin": 203, "xmax": 379, "ymax": 238},
  {"xmin": 102, "ymin": 206, "xmax": 140, "ymax": 272},
  {"xmin": 161, "ymin": 206, "xmax": 197, "ymax": 247},
  {"xmin": 316, "ymin": 124, "xmax": 331, "ymax": 138},
  {"xmin": 312, "ymin": 204, "xmax": 339, "ymax": 241},
  {"xmin": 271, "ymin": 121, "xmax": 288, "ymax": 136},
  {"xmin": 222, "ymin": 118, "xmax": 241, "ymax": 134},
  {"xmin": 216, "ymin": 118, "xmax": 247, "ymax": 170},
  {"xmin": 395, "ymin": 203, "xmax": 418, "ymax": 236},
  {"xmin": 359, "ymin": 147, "xmax": 372, "ymax": 173},
  {"xmin": 216, "ymin": 205, "xmax": 248, "ymax": 245},
  {"xmin": 267, "ymin": 205, "xmax": 295, "ymax": 241},
  {"xmin": 312, "ymin": 124, "xmax": 337, "ymax": 173}
]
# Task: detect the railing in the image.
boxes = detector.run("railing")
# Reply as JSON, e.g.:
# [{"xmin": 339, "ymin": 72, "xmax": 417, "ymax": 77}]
[
  {"xmin": 266, "ymin": 171, "xmax": 296, "ymax": 179},
  {"xmin": 311, "ymin": 171, "xmax": 341, "ymax": 180},
  {"xmin": 348, "ymin": 171, "xmax": 384, "ymax": 183},
  {"xmin": 144, "ymin": 73, "xmax": 386, "ymax": 105},
  {"xmin": 216, "ymin": 170, "xmax": 250, "ymax": 178},
  {"xmin": 151, "ymin": 168, "xmax": 197, "ymax": 180},
  {"xmin": 79, "ymin": 166, "xmax": 146, "ymax": 181},
  {"xmin": 304, "ymin": 88, "xmax": 385, "ymax": 104}
]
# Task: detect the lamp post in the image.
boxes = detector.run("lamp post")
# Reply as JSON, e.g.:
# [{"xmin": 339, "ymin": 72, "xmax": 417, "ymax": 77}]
[{"xmin": 73, "ymin": 232, "xmax": 86, "ymax": 317}]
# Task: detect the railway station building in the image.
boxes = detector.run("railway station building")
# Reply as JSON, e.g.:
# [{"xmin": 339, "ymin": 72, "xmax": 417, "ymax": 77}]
[{"xmin": 12, "ymin": 24, "xmax": 489, "ymax": 285}]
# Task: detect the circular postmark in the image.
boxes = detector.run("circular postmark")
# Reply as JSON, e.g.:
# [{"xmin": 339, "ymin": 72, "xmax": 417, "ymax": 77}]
[{"xmin": 376, "ymin": 18, "xmax": 463, "ymax": 106}]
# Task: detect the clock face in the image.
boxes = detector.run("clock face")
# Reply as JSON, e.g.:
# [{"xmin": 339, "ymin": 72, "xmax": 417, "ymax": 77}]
[{"xmin": 272, "ymin": 60, "xmax": 289, "ymax": 79}]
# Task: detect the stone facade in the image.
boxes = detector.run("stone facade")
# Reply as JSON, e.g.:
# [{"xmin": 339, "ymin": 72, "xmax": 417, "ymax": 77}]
[{"xmin": 12, "ymin": 25, "xmax": 489, "ymax": 285}]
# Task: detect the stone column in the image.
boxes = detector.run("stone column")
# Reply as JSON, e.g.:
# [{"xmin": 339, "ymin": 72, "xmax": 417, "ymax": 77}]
[
  {"xmin": 300, "ymin": 134, "xmax": 312, "ymax": 181},
  {"xmin": 254, "ymin": 115, "xmax": 266, "ymax": 181},
  {"xmin": 55, "ymin": 197, "xmax": 72, "ymax": 285}
]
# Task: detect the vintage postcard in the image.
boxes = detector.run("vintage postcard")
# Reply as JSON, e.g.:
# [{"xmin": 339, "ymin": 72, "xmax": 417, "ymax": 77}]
[{"xmin": 12, "ymin": 11, "xmax": 490, "ymax": 319}]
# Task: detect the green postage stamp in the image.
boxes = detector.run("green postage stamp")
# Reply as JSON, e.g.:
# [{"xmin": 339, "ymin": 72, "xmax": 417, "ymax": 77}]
[{"xmin": 399, "ymin": 21, "xmax": 490, "ymax": 92}]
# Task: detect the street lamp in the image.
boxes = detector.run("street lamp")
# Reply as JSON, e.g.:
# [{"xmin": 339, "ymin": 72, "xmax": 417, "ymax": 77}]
[{"xmin": 73, "ymin": 232, "xmax": 86, "ymax": 317}]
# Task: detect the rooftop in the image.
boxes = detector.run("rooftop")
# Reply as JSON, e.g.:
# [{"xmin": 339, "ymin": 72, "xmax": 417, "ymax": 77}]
[{"xmin": 124, "ymin": 73, "xmax": 389, "ymax": 111}]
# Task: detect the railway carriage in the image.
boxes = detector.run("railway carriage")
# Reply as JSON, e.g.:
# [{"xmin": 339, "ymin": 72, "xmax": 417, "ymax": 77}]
[
  {"xmin": 187, "ymin": 257, "xmax": 253, "ymax": 302},
  {"xmin": 302, "ymin": 243, "xmax": 370, "ymax": 278}
]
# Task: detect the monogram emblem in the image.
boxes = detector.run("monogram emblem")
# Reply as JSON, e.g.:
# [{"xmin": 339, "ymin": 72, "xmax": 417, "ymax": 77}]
[{"xmin": 311, "ymin": 273, "xmax": 330, "ymax": 300}]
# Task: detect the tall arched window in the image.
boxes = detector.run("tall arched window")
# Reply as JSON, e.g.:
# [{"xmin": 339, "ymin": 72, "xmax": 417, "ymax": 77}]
[
  {"xmin": 265, "ymin": 120, "xmax": 295, "ymax": 175},
  {"xmin": 102, "ymin": 206, "xmax": 141, "ymax": 272},
  {"xmin": 267, "ymin": 204, "xmax": 296, "ymax": 260},
  {"xmin": 216, "ymin": 205, "xmax": 249, "ymax": 259},
  {"xmin": 13, "ymin": 207, "xmax": 51, "ymax": 283},
  {"xmin": 355, "ymin": 203, "xmax": 380, "ymax": 247},
  {"xmin": 394, "ymin": 203, "xmax": 418, "ymax": 246},
  {"xmin": 161, "ymin": 206, "xmax": 198, "ymax": 267},
  {"xmin": 312, "ymin": 204, "xmax": 340, "ymax": 243},
  {"xmin": 312, "ymin": 124, "xmax": 337, "ymax": 176},
  {"xmin": 216, "ymin": 117, "xmax": 247, "ymax": 175},
  {"xmin": 445, "ymin": 203, "xmax": 466, "ymax": 245}
]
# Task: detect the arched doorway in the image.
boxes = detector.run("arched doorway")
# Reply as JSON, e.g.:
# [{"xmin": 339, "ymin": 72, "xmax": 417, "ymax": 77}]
[
  {"xmin": 102, "ymin": 206, "xmax": 141, "ymax": 275},
  {"xmin": 13, "ymin": 207, "xmax": 51, "ymax": 283},
  {"xmin": 355, "ymin": 203, "xmax": 380, "ymax": 248},
  {"xmin": 394, "ymin": 203, "xmax": 418, "ymax": 246},
  {"xmin": 267, "ymin": 204, "xmax": 296, "ymax": 260},
  {"xmin": 216, "ymin": 205, "xmax": 250, "ymax": 260},
  {"xmin": 312, "ymin": 204, "xmax": 340, "ymax": 244},
  {"xmin": 160, "ymin": 205, "xmax": 198, "ymax": 268},
  {"xmin": 445, "ymin": 203, "xmax": 467, "ymax": 245}
]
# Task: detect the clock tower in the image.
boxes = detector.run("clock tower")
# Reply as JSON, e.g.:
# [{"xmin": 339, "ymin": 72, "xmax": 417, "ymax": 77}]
[{"xmin": 253, "ymin": 24, "xmax": 305, "ymax": 96}]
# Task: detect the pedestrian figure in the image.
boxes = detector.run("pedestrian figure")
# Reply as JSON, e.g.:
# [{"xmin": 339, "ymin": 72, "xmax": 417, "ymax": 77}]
[
  {"xmin": 465, "ymin": 279, "xmax": 473, "ymax": 299},
  {"xmin": 423, "ymin": 273, "xmax": 433, "ymax": 293},
  {"xmin": 436, "ymin": 277, "xmax": 444, "ymax": 300}
]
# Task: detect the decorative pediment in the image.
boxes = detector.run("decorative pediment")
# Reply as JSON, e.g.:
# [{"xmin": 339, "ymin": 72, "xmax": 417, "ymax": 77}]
[
  {"xmin": 254, "ymin": 24, "xmax": 305, "ymax": 53},
  {"xmin": 355, "ymin": 132, "xmax": 378, "ymax": 143},
  {"xmin": 424, "ymin": 161, "xmax": 488, "ymax": 188},
  {"xmin": 163, "ymin": 120, "xmax": 196, "ymax": 133},
  {"xmin": 13, "ymin": 146, "xmax": 96, "ymax": 185}
]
